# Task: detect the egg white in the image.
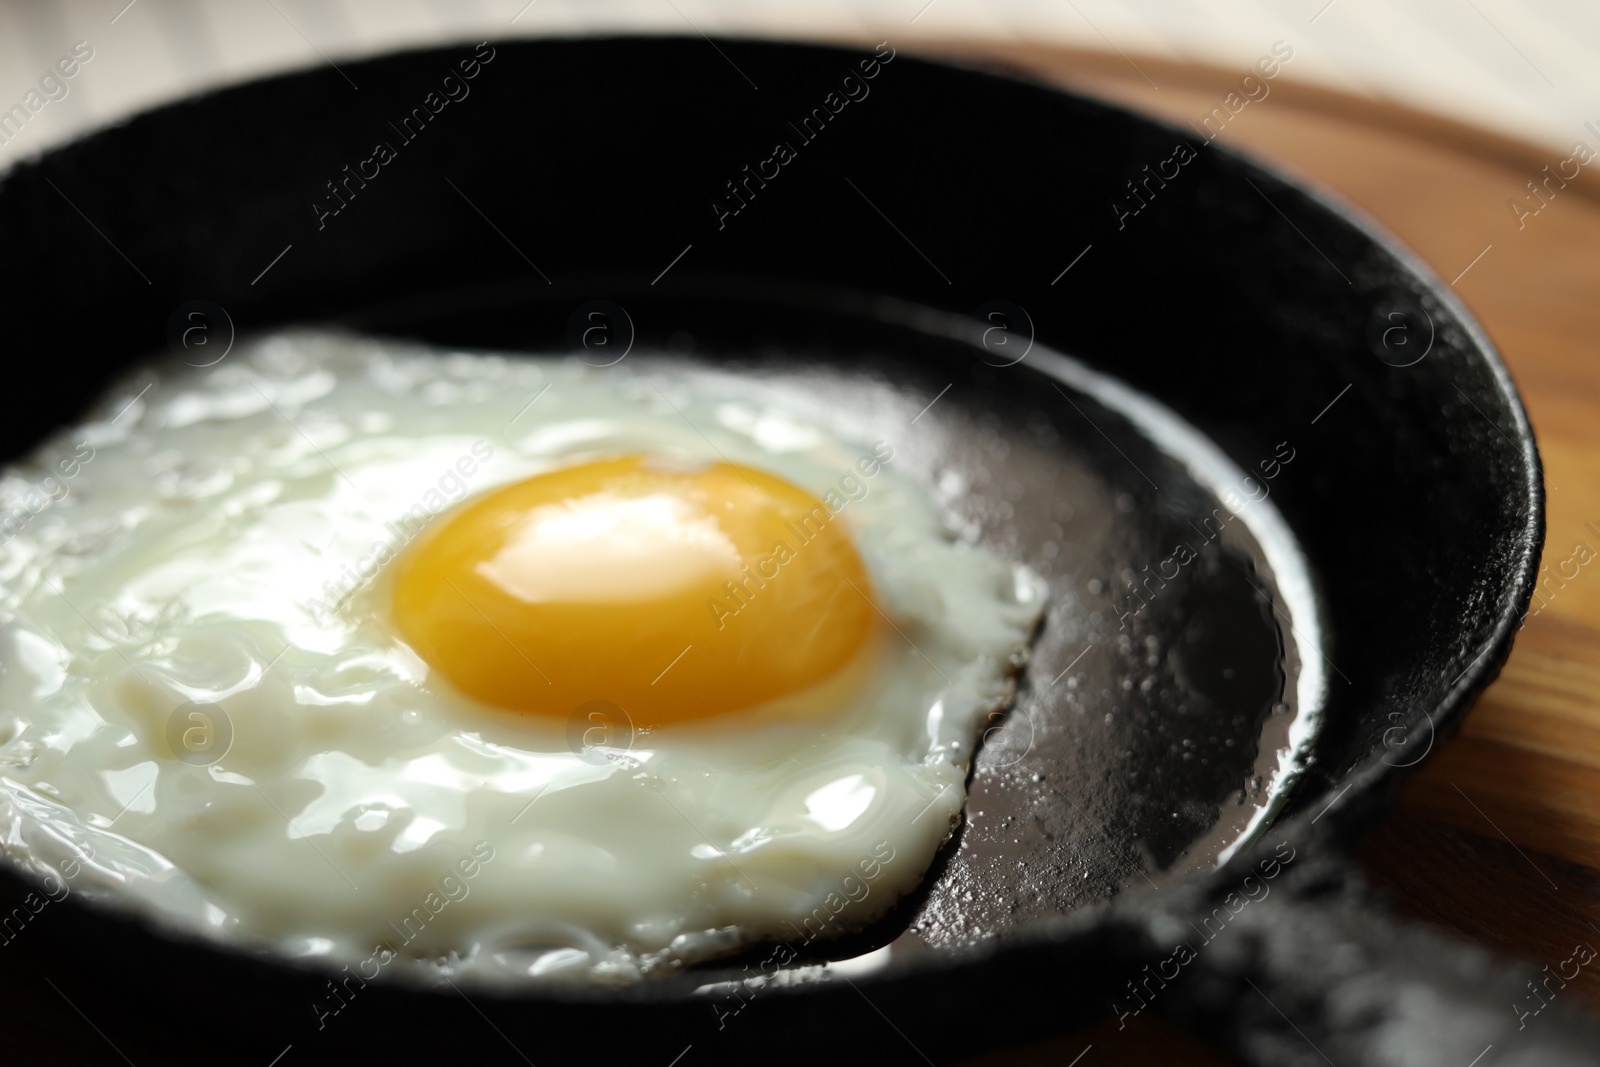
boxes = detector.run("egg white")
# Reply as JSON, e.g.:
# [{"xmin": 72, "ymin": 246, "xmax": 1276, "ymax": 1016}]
[{"xmin": 0, "ymin": 331, "xmax": 1046, "ymax": 984}]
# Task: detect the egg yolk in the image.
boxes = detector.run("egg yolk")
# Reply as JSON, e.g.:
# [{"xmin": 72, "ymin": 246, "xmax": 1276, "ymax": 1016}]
[{"xmin": 390, "ymin": 454, "xmax": 878, "ymax": 725}]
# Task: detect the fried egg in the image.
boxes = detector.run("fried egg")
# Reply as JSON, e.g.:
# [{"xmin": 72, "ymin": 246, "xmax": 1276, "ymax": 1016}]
[{"xmin": 0, "ymin": 331, "xmax": 1046, "ymax": 983}]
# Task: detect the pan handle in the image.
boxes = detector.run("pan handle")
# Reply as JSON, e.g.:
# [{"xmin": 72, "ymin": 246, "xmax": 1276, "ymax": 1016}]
[{"xmin": 1120, "ymin": 840, "xmax": 1600, "ymax": 1066}]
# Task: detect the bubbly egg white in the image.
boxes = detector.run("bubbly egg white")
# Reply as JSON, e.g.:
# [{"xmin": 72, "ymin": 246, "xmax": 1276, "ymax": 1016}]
[{"xmin": 0, "ymin": 332, "xmax": 1046, "ymax": 985}]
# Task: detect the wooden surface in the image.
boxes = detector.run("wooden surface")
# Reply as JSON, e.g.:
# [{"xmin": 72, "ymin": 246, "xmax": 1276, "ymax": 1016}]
[{"xmin": 938, "ymin": 43, "xmax": 1600, "ymax": 1066}]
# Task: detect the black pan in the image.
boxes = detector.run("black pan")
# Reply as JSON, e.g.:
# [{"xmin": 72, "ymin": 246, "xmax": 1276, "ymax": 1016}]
[{"xmin": 0, "ymin": 37, "xmax": 1586, "ymax": 1067}]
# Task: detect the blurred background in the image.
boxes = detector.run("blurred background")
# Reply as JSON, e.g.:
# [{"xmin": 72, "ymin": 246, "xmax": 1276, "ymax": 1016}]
[{"xmin": 1, "ymin": 0, "xmax": 1595, "ymax": 173}]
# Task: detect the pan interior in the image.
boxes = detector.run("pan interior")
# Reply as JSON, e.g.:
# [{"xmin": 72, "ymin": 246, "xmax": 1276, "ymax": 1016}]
[{"xmin": 0, "ymin": 289, "xmax": 1323, "ymax": 988}]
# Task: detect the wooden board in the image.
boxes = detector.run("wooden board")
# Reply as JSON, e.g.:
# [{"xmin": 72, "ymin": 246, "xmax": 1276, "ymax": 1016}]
[{"xmin": 929, "ymin": 42, "xmax": 1600, "ymax": 1067}]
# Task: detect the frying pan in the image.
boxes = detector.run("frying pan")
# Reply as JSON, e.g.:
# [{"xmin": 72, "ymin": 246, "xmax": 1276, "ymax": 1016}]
[{"xmin": 0, "ymin": 36, "xmax": 1587, "ymax": 1066}]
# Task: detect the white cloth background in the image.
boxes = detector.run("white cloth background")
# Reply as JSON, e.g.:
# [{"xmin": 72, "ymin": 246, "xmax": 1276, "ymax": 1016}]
[{"xmin": 1, "ymin": 0, "xmax": 1595, "ymax": 173}]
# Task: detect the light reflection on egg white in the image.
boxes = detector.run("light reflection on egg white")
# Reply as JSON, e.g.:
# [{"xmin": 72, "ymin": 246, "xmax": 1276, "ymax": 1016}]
[{"xmin": 802, "ymin": 774, "xmax": 877, "ymax": 833}]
